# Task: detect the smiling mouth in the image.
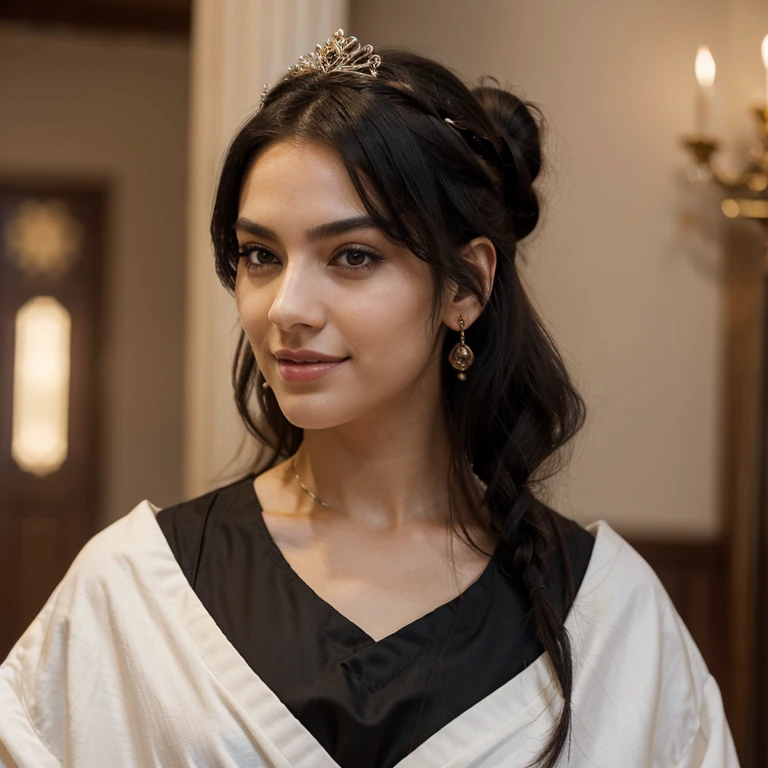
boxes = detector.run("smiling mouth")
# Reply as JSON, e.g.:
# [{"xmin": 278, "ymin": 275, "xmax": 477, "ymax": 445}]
[
  {"xmin": 278, "ymin": 357, "xmax": 350, "ymax": 364},
  {"xmin": 276, "ymin": 357, "xmax": 350, "ymax": 382}
]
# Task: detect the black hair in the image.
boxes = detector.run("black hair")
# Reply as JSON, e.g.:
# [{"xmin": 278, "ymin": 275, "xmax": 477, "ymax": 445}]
[{"xmin": 211, "ymin": 47, "xmax": 587, "ymax": 767}]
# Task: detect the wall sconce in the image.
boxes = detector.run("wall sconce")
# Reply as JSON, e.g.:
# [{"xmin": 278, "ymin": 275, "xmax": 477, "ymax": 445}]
[{"xmin": 681, "ymin": 37, "xmax": 768, "ymax": 214}]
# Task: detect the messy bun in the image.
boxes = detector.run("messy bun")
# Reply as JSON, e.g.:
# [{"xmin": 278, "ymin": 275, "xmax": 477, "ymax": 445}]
[
  {"xmin": 213, "ymin": 47, "xmax": 586, "ymax": 768},
  {"xmin": 473, "ymin": 84, "xmax": 544, "ymax": 241}
]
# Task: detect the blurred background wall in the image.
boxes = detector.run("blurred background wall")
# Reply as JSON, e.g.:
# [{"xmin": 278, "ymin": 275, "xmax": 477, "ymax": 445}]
[{"xmin": 0, "ymin": 24, "xmax": 189, "ymax": 527}]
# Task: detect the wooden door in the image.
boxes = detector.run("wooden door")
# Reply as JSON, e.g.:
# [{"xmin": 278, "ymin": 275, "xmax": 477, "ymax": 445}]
[{"xmin": 0, "ymin": 179, "xmax": 105, "ymax": 660}]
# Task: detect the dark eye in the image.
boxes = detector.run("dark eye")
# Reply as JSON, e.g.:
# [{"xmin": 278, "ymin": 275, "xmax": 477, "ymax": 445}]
[
  {"xmin": 334, "ymin": 247, "xmax": 383, "ymax": 272},
  {"xmin": 238, "ymin": 246, "xmax": 278, "ymax": 270},
  {"xmin": 237, "ymin": 244, "xmax": 383, "ymax": 274}
]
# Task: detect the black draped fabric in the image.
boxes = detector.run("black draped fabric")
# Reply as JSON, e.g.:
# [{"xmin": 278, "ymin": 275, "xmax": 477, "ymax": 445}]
[{"xmin": 155, "ymin": 473, "xmax": 594, "ymax": 768}]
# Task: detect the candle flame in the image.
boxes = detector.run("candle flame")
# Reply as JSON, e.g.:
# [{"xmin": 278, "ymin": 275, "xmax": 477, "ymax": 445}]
[
  {"xmin": 695, "ymin": 45, "xmax": 716, "ymax": 88},
  {"xmin": 762, "ymin": 34, "xmax": 768, "ymax": 69}
]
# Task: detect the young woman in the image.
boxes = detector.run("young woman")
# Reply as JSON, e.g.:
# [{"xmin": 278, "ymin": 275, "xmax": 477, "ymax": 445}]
[{"xmin": 0, "ymin": 30, "xmax": 738, "ymax": 768}]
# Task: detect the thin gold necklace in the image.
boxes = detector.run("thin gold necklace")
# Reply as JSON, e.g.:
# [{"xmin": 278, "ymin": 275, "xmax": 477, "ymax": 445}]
[
  {"xmin": 291, "ymin": 456, "xmax": 333, "ymax": 509},
  {"xmin": 290, "ymin": 455, "xmax": 451, "ymax": 516}
]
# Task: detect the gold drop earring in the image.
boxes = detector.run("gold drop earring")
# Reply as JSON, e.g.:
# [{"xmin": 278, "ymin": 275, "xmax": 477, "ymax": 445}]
[{"xmin": 448, "ymin": 315, "xmax": 475, "ymax": 381}]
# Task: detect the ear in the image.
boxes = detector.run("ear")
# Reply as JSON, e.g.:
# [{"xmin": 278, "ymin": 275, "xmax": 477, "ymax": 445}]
[{"xmin": 441, "ymin": 236, "xmax": 497, "ymax": 331}]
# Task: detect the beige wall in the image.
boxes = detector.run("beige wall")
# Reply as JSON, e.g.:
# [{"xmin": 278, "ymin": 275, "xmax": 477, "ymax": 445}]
[
  {"xmin": 351, "ymin": 0, "xmax": 768, "ymax": 537},
  {"xmin": 0, "ymin": 25, "xmax": 189, "ymax": 526}
]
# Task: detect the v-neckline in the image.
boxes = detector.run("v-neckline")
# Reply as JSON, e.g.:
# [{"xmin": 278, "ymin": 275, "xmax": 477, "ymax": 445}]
[
  {"xmin": 244, "ymin": 474, "xmax": 500, "ymax": 648},
  {"xmin": 141, "ymin": 496, "xmax": 612, "ymax": 767}
]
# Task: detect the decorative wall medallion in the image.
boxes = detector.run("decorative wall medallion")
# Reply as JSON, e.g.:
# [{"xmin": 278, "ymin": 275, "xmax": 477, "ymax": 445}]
[{"xmin": 4, "ymin": 199, "xmax": 82, "ymax": 278}]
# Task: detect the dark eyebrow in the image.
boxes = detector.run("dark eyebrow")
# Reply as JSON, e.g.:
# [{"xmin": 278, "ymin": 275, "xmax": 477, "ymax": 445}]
[{"xmin": 233, "ymin": 215, "xmax": 377, "ymax": 243}]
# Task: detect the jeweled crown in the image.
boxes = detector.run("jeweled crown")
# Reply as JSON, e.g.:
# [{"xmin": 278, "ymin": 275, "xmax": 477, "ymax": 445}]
[
  {"xmin": 289, "ymin": 29, "xmax": 381, "ymax": 77},
  {"xmin": 260, "ymin": 29, "xmax": 381, "ymax": 108}
]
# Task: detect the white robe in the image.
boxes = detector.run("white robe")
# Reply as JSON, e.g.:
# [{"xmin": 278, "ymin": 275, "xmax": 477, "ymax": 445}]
[{"xmin": 0, "ymin": 499, "xmax": 740, "ymax": 767}]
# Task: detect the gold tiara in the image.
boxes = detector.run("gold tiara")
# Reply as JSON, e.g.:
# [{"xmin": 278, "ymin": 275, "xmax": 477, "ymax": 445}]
[{"xmin": 260, "ymin": 29, "xmax": 381, "ymax": 108}]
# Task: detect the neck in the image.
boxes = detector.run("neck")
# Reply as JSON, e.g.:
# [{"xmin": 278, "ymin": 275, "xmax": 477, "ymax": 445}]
[{"xmin": 290, "ymin": 408, "xmax": 477, "ymax": 532}]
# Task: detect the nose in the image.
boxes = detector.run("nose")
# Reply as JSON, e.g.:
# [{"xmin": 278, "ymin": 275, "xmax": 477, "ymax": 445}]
[{"xmin": 267, "ymin": 258, "xmax": 325, "ymax": 330}]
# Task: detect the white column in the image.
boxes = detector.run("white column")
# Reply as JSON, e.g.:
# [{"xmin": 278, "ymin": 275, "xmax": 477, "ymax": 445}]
[{"xmin": 184, "ymin": 0, "xmax": 348, "ymax": 497}]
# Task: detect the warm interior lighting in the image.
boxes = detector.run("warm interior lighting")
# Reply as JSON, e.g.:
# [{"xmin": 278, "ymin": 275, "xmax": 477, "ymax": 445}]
[
  {"xmin": 11, "ymin": 296, "xmax": 72, "ymax": 476},
  {"xmin": 695, "ymin": 45, "xmax": 716, "ymax": 88},
  {"xmin": 762, "ymin": 35, "xmax": 768, "ymax": 108}
]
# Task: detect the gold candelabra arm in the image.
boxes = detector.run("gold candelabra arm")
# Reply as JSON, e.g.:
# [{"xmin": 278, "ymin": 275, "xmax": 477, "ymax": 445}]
[
  {"xmin": 753, "ymin": 106, "xmax": 768, "ymax": 151},
  {"xmin": 682, "ymin": 108, "xmax": 768, "ymax": 205},
  {"xmin": 720, "ymin": 198, "xmax": 768, "ymax": 232},
  {"xmin": 680, "ymin": 135, "xmax": 759, "ymax": 189},
  {"xmin": 681, "ymin": 135, "xmax": 720, "ymax": 167}
]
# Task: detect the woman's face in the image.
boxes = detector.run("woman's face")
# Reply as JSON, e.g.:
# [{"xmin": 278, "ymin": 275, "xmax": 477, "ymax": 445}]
[{"xmin": 234, "ymin": 139, "xmax": 448, "ymax": 430}]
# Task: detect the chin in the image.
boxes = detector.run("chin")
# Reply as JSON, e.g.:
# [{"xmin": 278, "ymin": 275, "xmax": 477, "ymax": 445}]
[{"xmin": 273, "ymin": 395, "xmax": 352, "ymax": 431}]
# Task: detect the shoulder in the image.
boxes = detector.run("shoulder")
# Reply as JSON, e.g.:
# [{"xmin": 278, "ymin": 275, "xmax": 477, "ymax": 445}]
[
  {"xmin": 580, "ymin": 520, "xmax": 686, "ymax": 630},
  {"xmin": 2, "ymin": 475, "xmax": 252, "ymax": 677},
  {"xmin": 0, "ymin": 498, "xmax": 164, "ymax": 731},
  {"xmin": 153, "ymin": 486, "xmax": 218, "ymax": 584},
  {"xmin": 47, "ymin": 499, "xmax": 159, "ymax": 596},
  {"xmin": 571, "ymin": 520, "xmax": 716, "ymax": 763},
  {"xmin": 575, "ymin": 519, "xmax": 696, "ymax": 648},
  {"xmin": 154, "ymin": 473, "xmax": 256, "ymax": 585},
  {"xmin": 549, "ymin": 511, "xmax": 596, "ymax": 573},
  {"xmin": 19, "ymin": 473, "xmax": 254, "ymax": 612},
  {"xmin": 536, "ymin": 511, "xmax": 595, "ymax": 618},
  {"xmin": 155, "ymin": 473, "xmax": 255, "ymax": 528}
]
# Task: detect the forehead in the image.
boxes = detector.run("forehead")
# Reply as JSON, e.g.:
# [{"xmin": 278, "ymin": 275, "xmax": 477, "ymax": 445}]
[{"xmin": 238, "ymin": 140, "xmax": 364, "ymax": 218}]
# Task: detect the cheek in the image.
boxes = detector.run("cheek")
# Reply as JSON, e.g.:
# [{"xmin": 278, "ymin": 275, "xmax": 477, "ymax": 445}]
[
  {"xmin": 345, "ymin": 288, "xmax": 437, "ymax": 379},
  {"xmin": 235, "ymin": 282, "xmax": 270, "ymax": 347}
]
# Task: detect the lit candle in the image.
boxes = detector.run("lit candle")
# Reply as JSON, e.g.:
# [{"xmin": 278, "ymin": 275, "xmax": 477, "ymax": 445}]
[
  {"xmin": 695, "ymin": 45, "xmax": 716, "ymax": 135},
  {"xmin": 762, "ymin": 34, "xmax": 768, "ymax": 109}
]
